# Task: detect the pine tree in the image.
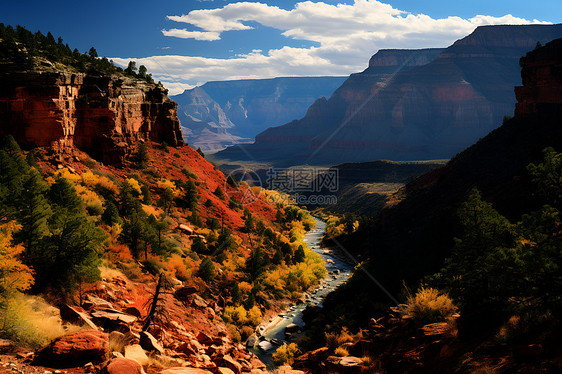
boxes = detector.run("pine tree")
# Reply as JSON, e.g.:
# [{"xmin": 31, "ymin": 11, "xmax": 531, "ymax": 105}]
[
  {"xmin": 14, "ymin": 169, "xmax": 52, "ymax": 258},
  {"xmin": 198, "ymin": 257, "xmax": 215, "ymax": 281}
]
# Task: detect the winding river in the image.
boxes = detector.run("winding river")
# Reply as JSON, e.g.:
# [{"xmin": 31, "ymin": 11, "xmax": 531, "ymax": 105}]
[{"xmin": 251, "ymin": 218, "xmax": 353, "ymax": 369}]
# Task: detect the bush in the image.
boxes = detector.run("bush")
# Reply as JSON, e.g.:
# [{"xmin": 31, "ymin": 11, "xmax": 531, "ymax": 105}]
[
  {"xmin": 401, "ymin": 287, "xmax": 457, "ymax": 325},
  {"xmin": 325, "ymin": 327, "xmax": 354, "ymax": 351},
  {"xmin": 272, "ymin": 343, "xmax": 300, "ymax": 366},
  {"xmin": 334, "ymin": 346, "xmax": 349, "ymax": 357},
  {"xmin": 0, "ymin": 294, "xmax": 79, "ymax": 348}
]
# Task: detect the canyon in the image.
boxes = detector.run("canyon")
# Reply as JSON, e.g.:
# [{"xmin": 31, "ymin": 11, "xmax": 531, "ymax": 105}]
[
  {"xmin": 217, "ymin": 24, "xmax": 562, "ymax": 167},
  {"xmin": 172, "ymin": 77, "xmax": 346, "ymax": 153}
]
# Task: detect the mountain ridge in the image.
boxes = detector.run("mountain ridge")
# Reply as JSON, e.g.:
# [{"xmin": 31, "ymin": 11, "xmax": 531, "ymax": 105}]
[{"xmin": 217, "ymin": 24, "xmax": 562, "ymax": 166}]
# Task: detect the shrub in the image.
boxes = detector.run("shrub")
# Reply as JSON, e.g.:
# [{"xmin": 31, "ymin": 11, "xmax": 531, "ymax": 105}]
[
  {"xmin": 272, "ymin": 343, "xmax": 300, "ymax": 366},
  {"xmin": 401, "ymin": 287, "xmax": 457, "ymax": 325},
  {"xmin": 0, "ymin": 294, "xmax": 79, "ymax": 348},
  {"xmin": 325, "ymin": 327, "xmax": 354, "ymax": 352},
  {"xmin": 334, "ymin": 346, "xmax": 349, "ymax": 357}
]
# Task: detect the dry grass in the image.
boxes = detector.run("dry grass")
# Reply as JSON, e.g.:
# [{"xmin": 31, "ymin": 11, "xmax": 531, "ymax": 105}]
[
  {"xmin": 401, "ymin": 287, "xmax": 458, "ymax": 325},
  {"xmin": 334, "ymin": 346, "xmax": 349, "ymax": 357},
  {"xmin": 325, "ymin": 327, "xmax": 355, "ymax": 351},
  {"xmin": 0, "ymin": 294, "xmax": 82, "ymax": 348}
]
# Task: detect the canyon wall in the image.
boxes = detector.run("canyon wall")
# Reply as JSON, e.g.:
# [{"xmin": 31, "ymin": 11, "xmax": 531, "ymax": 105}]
[
  {"xmin": 217, "ymin": 24, "xmax": 562, "ymax": 166},
  {"xmin": 0, "ymin": 71, "xmax": 183, "ymax": 163},
  {"xmin": 172, "ymin": 76, "xmax": 346, "ymax": 152}
]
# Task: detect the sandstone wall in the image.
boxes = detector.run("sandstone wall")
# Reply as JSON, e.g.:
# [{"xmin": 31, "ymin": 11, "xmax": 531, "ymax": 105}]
[{"xmin": 0, "ymin": 71, "xmax": 183, "ymax": 163}]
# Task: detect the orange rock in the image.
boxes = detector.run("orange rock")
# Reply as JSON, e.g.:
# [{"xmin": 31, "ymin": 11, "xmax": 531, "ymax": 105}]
[
  {"xmin": 102, "ymin": 357, "xmax": 145, "ymax": 374},
  {"xmin": 33, "ymin": 330, "xmax": 109, "ymax": 368}
]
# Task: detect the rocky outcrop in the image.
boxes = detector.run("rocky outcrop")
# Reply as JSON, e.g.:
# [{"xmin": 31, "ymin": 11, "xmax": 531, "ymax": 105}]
[
  {"xmin": 515, "ymin": 39, "xmax": 562, "ymax": 115},
  {"xmin": 172, "ymin": 77, "xmax": 346, "ymax": 152},
  {"xmin": 0, "ymin": 71, "xmax": 183, "ymax": 164},
  {"xmin": 218, "ymin": 24, "xmax": 562, "ymax": 166},
  {"xmin": 33, "ymin": 330, "xmax": 109, "ymax": 368}
]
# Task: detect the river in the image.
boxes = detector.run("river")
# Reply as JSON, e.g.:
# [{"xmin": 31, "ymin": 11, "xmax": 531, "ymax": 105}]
[{"xmin": 250, "ymin": 218, "xmax": 353, "ymax": 369}]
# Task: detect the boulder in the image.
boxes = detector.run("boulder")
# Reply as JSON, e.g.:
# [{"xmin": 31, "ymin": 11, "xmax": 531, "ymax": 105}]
[
  {"xmin": 245, "ymin": 336, "xmax": 257, "ymax": 349},
  {"xmin": 196, "ymin": 332, "xmax": 214, "ymax": 345},
  {"xmin": 102, "ymin": 357, "xmax": 145, "ymax": 374},
  {"xmin": 160, "ymin": 368, "xmax": 213, "ymax": 374},
  {"xmin": 140, "ymin": 331, "xmax": 164, "ymax": 355},
  {"xmin": 217, "ymin": 368, "xmax": 235, "ymax": 374},
  {"xmin": 218, "ymin": 355, "xmax": 242, "ymax": 374},
  {"xmin": 257, "ymin": 341, "xmax": 273, "ymax": 351},
  {"xmin": 124, "ymin": 306, "xmax": 144, "ymax": 319},
  {"xmin": 124, "ymin": 344, "xmax": 149, "ymax": 367},
  {"xmin": 276, "ymin": 366, "xmax": 305, "ymax": 374},
  {"xmin": 34, "ymin": 330, "xmax": 109, "ymax": 368}
]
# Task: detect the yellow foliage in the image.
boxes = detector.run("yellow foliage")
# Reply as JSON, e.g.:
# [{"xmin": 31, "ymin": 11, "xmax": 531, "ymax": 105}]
[
  {"xmin": 0, "ymin": 221, "xmax": 34, "ymax": 295},
  {"xmin": 238, "ymin": 282, "xmax": 252, "ymax": 295},
  {"xmin": 335, "ymin": 346, "xmax": 349, "ymax": 357},
  {"xmin": 53, "ymin": 168, "xmax": 80, "ymax": 183},
  {"xmin": 126, "ymin": 178, "xmax": 142, "ymax": 195},
  {"xmin": 402, "ymin": 287, "xmax": 458, "ymax": 325},
  {"xmin": 247, "ymin": 306, "xmax": 262, "ymax": 326},
  {"xmin": 81, "ymin": 171, "xmax": 119, "ymax": 195},
  {"xmin": 156, "ymin": 179, "xmax": 179, "ymax": 196},
  {"xmin": 272, "ymin": 343, "xmax": 300, "ymax": 366},
  {"xmin": 325, "ymin": 327, "xmax": 355, "ymax": 352}
]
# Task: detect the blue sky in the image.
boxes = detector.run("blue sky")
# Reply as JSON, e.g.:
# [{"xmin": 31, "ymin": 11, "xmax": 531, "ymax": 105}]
[{"xmin": 2, "ymin": 0, "xmax": 561, "ymax": 94}]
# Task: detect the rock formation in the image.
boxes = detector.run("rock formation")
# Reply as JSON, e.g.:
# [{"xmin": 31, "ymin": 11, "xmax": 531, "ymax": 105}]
[
  {"xmin": 515, "ymin": 39, "xmax": 562, "ymax": 115},
  {"xmin": 0, "ymin": 71, "xmax": 183, "ymax": 164},
  {"xmin": 172, "ymin": 77, "xmax": 346, "ymax": 152},
  {"xmin": 217, "ymin": 24, "xmax": 562, "ymax": 166}
]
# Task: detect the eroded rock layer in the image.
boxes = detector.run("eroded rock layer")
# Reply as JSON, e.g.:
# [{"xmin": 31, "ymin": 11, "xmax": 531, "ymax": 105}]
[{"xmin": 0, "ymin": 71, "xmax": 183, "ymax": 163}]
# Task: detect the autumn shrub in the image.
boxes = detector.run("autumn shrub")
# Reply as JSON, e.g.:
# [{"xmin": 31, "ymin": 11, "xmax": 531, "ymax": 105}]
[
  {"xmin": 227, "ymin": 324, "xmax": 241, "ymax": 342},
  {"xmin": 272, "ymin": 343, "xmax": 300, "ymax": 366},
  {"xmin": 166, "ymin": 254, "xmax": 190, "ymax": 281},
  {"xmin": 240, "ymin": 325, "xmax": 254, "ymax": 341},
  {"xmin": 106, "ymin": 243, "xmax": 132, "ymax": 263},
  {"xmin": 402, "ymin": 287, "xmax": 457, "ymax": 325},
  {"xmin": 335, "ymin": 346, "xmax": 349, "ymax": 357},
  {"xmin": 325, "ymin": 327, "xmax": 354, "ymax": 352}
]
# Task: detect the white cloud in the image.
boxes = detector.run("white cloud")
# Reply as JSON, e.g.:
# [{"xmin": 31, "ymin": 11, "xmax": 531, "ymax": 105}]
[
  {"xmin": 161, "ymin": 28, "xmax": 220, "ymax": 41},
  {"xmin": 114, "ymin": 0, "xmax": 550, "ymax": 87},
  {"xmin": 158, "ymin": 80, "xmax": 196, "ymax": 95}
]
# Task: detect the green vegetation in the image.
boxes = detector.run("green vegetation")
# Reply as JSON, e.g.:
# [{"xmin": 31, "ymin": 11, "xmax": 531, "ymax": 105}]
[
  {"xmin": 428, "ymin": 147, "xmax": 562, "ymax": 318},
  {"xmin": 0, "ymin": 23, "xmax": 154, "ymax": 83}
]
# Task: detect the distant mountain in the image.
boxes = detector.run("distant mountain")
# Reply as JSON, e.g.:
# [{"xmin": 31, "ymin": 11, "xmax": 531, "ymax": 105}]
[
  {"xmin": 217, "ymin": 24, "xmax": 562, "ymax": 166},
  {"xmin": 172, "ymin": 76, "xmax": 346, "ymax": 152}
]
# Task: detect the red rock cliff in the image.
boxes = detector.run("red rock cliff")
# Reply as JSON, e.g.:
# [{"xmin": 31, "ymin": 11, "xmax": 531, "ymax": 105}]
[{"xmin": 0, "ymin": 71, "xmax": 183, "ymax": 163}]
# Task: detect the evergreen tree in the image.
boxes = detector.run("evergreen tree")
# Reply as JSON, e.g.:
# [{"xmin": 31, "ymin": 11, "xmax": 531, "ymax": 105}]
[
  {"xmin": 101, "ymin": 201, "xmax": 120, "ymax": 226},
  {"xmin": 136, "ymin": 142, "xmax": 150, "ymax": 169},
  {"xmin": 431, "ymin": 188, "xmax": 513, "ymax": 310},
  {"xmin": 294, "ymin": 245, "xmax": 305, "ymax": 263},
  {"xmin": 14, "ymin": 169, "xmax": 52, "ymax": 258},
  {"xmin": 198, "ymin": 257, "xmax": 216, "ymax": 281}
]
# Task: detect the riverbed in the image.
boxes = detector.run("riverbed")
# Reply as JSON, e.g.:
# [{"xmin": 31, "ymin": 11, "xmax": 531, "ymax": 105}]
[{"xmin": 251, "ymin": 218, "xmax": 353, "ymax": 369}]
